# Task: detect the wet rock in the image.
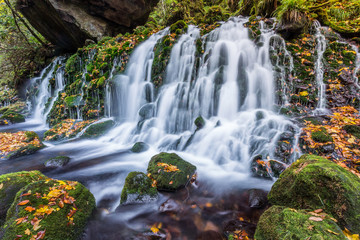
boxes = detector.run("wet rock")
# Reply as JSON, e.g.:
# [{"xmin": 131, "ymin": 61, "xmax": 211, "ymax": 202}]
[
  {"xmin": 131, "ymin": 142, "xmax": 150, "ymax": 153},
  {"xmin": 147, "ymin": 152, "xmax": 196, "ymax": 191},
  {"xmin": 194, "ymin": 116, "xmax": 205, "ymax": 130},
  {"xmin": 139, "ymin": 103, "xmax": 155, "ymax": 121},
  {"xmin": 276, "ymin": 11, "xmax": 310, "ymax": 40},
  {"xmin": 319, "ymin": 143, "xmax": 335, "ymax": 154},
  {"xmin": 268, "ymin": 154, "xmax": 360, "ymax": 233},
  {"xmin": 269, "ymin": 159, "xmax": 287, "ymax": 178},
  {"xmin": 1, "ymin": 179, "xmax": 96, "ymax": 239},
  {"xmin": 339, "ymin": 69, "xmax": 355, "ymax": 85},
  {"xmin": 250, "ymin": 155, "xmax": 271, "ymax": 179},
  {"xmin": 44, "ymin": 156, "xmax": 70, "ymax": 168},
  {"xmin": 279, "ymin": 131, "xmax": 294, "ymax": 141},
  {"xmin": 159, "ymin": 199, "xmax": 181, "ymax": 213},
  {"xmin": 0, "ymin": 171, "xmax": 48, "ymax": 226},
  {"xmin": 223, "ymin": 219, "xmax": 256, "ymax": 239},
  {"xmin": 274, "ymin": 140, "xmax": 292, "ymax": 163},
  {"xmin": 81, "ymin": 120, "xmax": 115, "ymax": 139},
  {"xmin": 120, "ymin": 172, "xmax": 158, "ymax": 205},
  {"xmin": 248, "ymin": 189, "xmax": 268, "ymax": 209},
  {"xmin": 255, "ymin": 206, "xmax": 347, "ymax": 240},
  {"xmin": 136, "ymin": 229, "xmax": 168, "ymax": 240}
]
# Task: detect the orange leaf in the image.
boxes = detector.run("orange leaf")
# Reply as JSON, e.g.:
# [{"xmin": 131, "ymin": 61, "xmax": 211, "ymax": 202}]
[
  {"xmin": 18, "ymin": 200, "xmax": 30, "ymax": 206},
  {"xmin": 25, "ymin": 206, "xmax": 36, "ymax": 212}
]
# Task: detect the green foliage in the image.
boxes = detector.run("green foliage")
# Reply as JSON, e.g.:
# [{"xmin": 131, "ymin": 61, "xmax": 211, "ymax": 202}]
[{"xmin": 311, "ymin": 127, "xmax": 333, "ymax": 143}]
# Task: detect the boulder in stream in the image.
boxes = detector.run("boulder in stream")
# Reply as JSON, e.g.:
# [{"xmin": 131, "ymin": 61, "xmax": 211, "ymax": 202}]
[
  {"xmin": 255, "ymin": 206, "xmax": 347, "ymax": 240},
  {"xmin": 0, "ymin": 131, "xmax": 45, "ymax": 159},
  {"xmin": 131, "ymin": 142, "xmax": 149, "ymax": 153},
  {"xmin": 0, "ymin": 171, "xmax": 48, "ymax": 227},
  {"xmin": 1, "ymin": 179, "xmax": 96, "ymax": 240},
  {"xmin": 147, "ymin": 153, "xmax": 196, "ymax": 191},
  {"xmin": 120, "ymin": 172, "xmax": 158, "ymax": 205},
  {"xmin": 0, "ymin": 111, "xmax": 25, "ymax": 124},
  {"xmin": 268, "ymin": 154, "xmax": 360, "ymax": 233}
]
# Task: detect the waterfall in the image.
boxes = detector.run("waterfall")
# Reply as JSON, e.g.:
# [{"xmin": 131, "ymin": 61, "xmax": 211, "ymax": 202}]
[
  {"xmin": 29, "ymin": 57, "xmax": 66, "ymax": 126},
  {"xmin": 104, "ymin": 17, "xmax": 300, "ymax": 171},
  {"xmin": 314, "ymin": 21, "xmax": 327, "ymax": 111}
]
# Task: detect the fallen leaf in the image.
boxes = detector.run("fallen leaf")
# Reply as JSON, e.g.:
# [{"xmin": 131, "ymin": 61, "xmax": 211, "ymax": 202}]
[
  {"xmin": 25, "ymin": 206, "xmax": 36, "ymax": 212},
  {"xmin": 309, "ymin": 217, "xmax": 323, "ymax": 222},
  {"xmin": 18, "ymin": 200, "xmax": 30, "ymax": 206},
  {"xmin": 314, "ymin": 209, "xmax": 323, "ymax": 213},
  {"xmin": 327, "ymin": 229, "xmax": 339, "ymax": 235},
  {"xmin": 0, "ymin": 183, "xmax": 3, "ymax": 190},
  {"xmin": 25, "ymin": 229, "xmax": 31, "ymax": 235}
]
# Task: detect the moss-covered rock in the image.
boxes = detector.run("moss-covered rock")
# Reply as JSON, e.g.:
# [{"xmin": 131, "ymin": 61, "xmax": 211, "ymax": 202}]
[
  {"xmin": 44, "ymin": 156, "xmax": 70, "ymax": 168},
  {"xmin": 194, "ymin": 116, "xmax": 205, "ymax": 130},
  {"xmin": 255, "ymin": 206, "xmax": 347, "ymax": 240},
  {"xmin": 311, "ymin": 128, "xmax": 333, "ymax": 143},
  {"xmin": 343, "ymin": 125, "xmax": 360, "ymax": 139},
  {"xmin": 0, "ymin": 171, "xmax": 48, "ymax": 227},
  {"xmin": 120, "ymin": 172, "xmax": 158, "ymax": 205},
  {"xmin": 81, "ymin": 120, "xmax": 115, "ymax": 139},
  {"xmin": 131, "ymin": 142, "xmax": 150, "ymax": 153},
  {"xmin": 1, "ymin": 179, "xmax": 95, "ymax": 240},
  {"xmin": 0, "ymin": 132, "xmax": 45, "ymax": 159},
  {"xmin": 147, "ymin": 153, "xmax": 196, "ymax": 191},
  {"xmin": 0, "ymin": 111, "xmax": 25, "ymax": 123},
  {"xmin": 268, "ymin": 154, "xmax": 360, "ymax": 233}
]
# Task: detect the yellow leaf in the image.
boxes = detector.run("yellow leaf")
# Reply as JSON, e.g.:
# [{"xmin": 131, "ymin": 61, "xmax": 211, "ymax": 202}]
[
  {"xmin": 309, "ymin": 216, "xmax": 323, "ymax": 222},
  {"xmin": 25, "ymin": 228, "xmax": 31, "ymax": 235},
  {"xmin": 0, "ymin": 183, "xmax": 3, "ymax": 190},
  {"xmin": 327, "ymin": 229, "xmax": 339, "ymax": 235},
  {"xmin": 343, "ymin": 228, "xmax": 360, "ymax": 240},
  {"xmin": 299, "ymin": 91, "xmax": 309, "ymax": 97}
]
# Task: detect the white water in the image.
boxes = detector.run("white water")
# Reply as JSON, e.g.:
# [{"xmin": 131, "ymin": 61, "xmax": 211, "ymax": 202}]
[
  {"xmin": 314, "ymin": 21, "xmax": 327, "ymax": 112},
  {"xmin": 103, "ymin": 18, "xmax": 300, "ymax": 176},
  {"xmin": 28, "ymin": 57, "xmax": 66, "ymax": 127}
]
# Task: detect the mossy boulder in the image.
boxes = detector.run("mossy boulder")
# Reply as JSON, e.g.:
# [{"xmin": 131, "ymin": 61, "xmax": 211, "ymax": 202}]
[
  {"xmin": 268, "ymin": 154, "xmax": 360, "ymax": 233},
  {"xmin": 44, "ymin": 156, "xmax": 70, "ymax": 168},
  {"xmin": 147, "ymin": 153, "xmax": 196, "ymax": 191},
  {"xmin": 81, "ymin": 120, "xmax": 115, "ymax": 139},
  {"xmin": 0, "ymin": 111, "xmax": 25, "ymax": 123},
  {"xmin": 0, "ymin": 171, "xmax": 48, "ymax": 227},
  {"xmin": 131, "ymin": 142, "xmax": 149, "ymax": 153},
  {"xmin": 1, "ymin": 132, "xmax": 45, "ymax": 159},
  {"xmin": 343, "ymin": 125, "xmax": 360, "ymax": 139},
  {"xmin": 1, "ymin": 179, "xmax": 96, "ymax": 240},
  {"xmin": 169, "ymin": 20, "xmax": 188, "ymax": 34},
  {"xmin": 254, "ymin": 206, "xmax": 347, "ymax": 240},
  {"xmin": 120, "ymin": 172, "xmax": 158, "ymax": 205}
]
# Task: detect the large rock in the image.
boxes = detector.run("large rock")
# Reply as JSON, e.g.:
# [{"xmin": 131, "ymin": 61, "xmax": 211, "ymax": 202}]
[
  {"xmin": 1, "ymin": 179, "xmax": 96, "ymax": 239},
  {"xmin": 0, "ymin": 171, "xmax": 48, "ymax": 226},
  {"xmin": 147, "ymin": 153, "xmax": 196, "ymax": 191},
  {"xmin": 16, "ymin": 0, "xmax": 159, "ymax": 51},
  {"xmin": 255, "ymin": 206, "xmax": 347, "ymax": 240},
  {"xmin": 268, "ymin": 154, "xmax": 360, "ymax": 233}
]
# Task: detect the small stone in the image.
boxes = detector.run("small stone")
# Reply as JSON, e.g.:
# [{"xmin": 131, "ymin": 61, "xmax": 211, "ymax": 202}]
[
  {"xmin": 44, "ymin": 156, "xmax": 70, "ymax": 168},
  {"xmin": 131, "ymin": 142, "xmax": 149, "ymax": 153}
]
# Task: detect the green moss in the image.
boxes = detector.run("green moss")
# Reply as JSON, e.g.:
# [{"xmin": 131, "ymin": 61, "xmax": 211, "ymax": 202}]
[
  {"xmin": 0, "ymin": 171, "xmax": 48, "ymax": 227},
  {"xmin": 255, "ymin": 206, "xmax": 347, "ymax": 240},
  {"xmin": 170, "ymin": 20, "xmax": 188, "ymax": 34},
  {"xmin": 311, "ymin": 128, "xmax": 333, "ymax": 143},
  {"xmin": 131, "ymin": 142, "xmax": 149, "ymax": 153},
  {"xmin": 81, "ymin": 120, "xmax": 115, "ymax": 139},
  {"xmin": 0, "ymin": 111, "xmax": 25, "ymax": 123},
  {"xmin": 2, "ymin": 179, "xmax": 95, "ymax": 240},
  {"xmin": 147, "ymin": 152, "xmax": 196, "ymax": 191},
  {"xmin": 24, "ymin": 131, "xmax": 39, "ymax": 143},
  {"xmin": 194, "ymin": 116, "xmax": 205, "ymax": 130},
  {"xmin": 120, "ymin": 172, "xmax": 158, "ymax": 204},
  {"xmin": 204, "ymin": 5, "xmax": 229, "ymax": 24},
  {"xmin": 268, "ymin": 154, "xmax": 360, "ymax": 233},
  {"xmin": 343, "ymin": 125, "xmax": 360, "ymax": 139},
  {"xmin": 64, "ymin": 95, "xmax": 80, "ymax": 108}
]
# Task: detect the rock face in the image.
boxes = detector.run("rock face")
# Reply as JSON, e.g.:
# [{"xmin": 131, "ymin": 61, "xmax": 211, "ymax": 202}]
[
  {"xmin": 16, "ymin": 0, "xmax": 159, "ymax": 51},
  {"xmin": 255, "ymin": 206, "xmax": 347, "ymax": 240},
  {"xmin": 268, "ymin": 154, "xmax": 360, "ymax": 233}
]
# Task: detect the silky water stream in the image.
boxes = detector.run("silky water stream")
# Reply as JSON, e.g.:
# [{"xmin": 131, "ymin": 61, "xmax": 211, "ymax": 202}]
[{"xmin": 1, "ymin": 17, "xmax": 303, "ymax": 239}]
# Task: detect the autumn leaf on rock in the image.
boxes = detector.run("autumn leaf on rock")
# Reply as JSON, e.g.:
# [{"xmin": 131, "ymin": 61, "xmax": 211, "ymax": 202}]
[
  {"xmin": 18, "ymin": 200, "xmax": 30, "ymax": 206},
  {"xmin": 25, "ymin": 206, "xmax": 36, "ymax": 212},
  {"xmin": 309, "ymin": 216, "xmax": 323, "ymax": 222}
]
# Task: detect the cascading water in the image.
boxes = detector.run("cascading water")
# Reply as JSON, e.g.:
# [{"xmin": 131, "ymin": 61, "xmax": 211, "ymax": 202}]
[
  {"xmin": 28, "ymin": 57, "xmax": 66, "ymax": 127},
  {"xmin": 104, "ymin": 17, "xmax": 300, "ymax": 173},
  {"xmin": 314, "ymin": 21, "xmax": 327, "ymax": 111}
]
